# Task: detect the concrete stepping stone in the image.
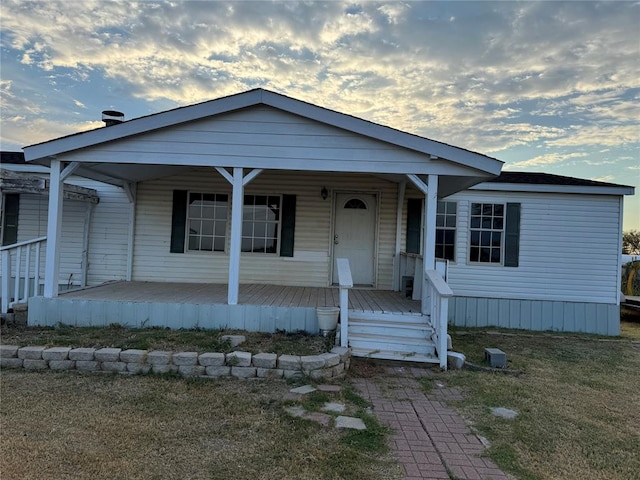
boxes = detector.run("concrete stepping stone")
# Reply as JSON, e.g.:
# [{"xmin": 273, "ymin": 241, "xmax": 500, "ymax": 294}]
[
  {"xmin": 289, "ymin": 384, "xmax": 316, "ymax": 395},
  {"xmin": 303, "ymin": 412, "xmax": 332, "ymax": 427},
  {"xmin": 284, "ymin": 406, "xmax": 306, "ymax": 418},
  {"xmin": 322, "ymin": 402, "xmax": 346, "ymax": 413},
  {"xmin": 335, "ymin": 416, "xmax": 367, "ymax": 430},
  {"xmin": 317, "ymin": 384, "xmax": 342, "ymax": 392}
]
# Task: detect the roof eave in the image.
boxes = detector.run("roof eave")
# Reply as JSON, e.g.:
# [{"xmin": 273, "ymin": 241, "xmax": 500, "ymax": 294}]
[{"xmin": 470, "ymin": 182, "xmax": 635, "ymax": 196}]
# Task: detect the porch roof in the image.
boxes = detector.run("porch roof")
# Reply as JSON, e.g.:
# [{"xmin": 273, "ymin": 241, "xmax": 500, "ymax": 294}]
[{"xmin": 23, "ymin": 89, "xmax": 503, "ymax": 196}]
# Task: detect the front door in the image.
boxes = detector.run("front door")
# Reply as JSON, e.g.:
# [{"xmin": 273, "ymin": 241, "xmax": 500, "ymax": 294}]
[{"xmin": 332, "ymin": 193, "xmax": 376, "ymax": 286}]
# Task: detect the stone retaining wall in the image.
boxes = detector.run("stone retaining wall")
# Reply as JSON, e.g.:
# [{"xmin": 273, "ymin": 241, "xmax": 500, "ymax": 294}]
[{"xmin": 0, "ymin": 345, "xmax": 351, "ymax": 381}]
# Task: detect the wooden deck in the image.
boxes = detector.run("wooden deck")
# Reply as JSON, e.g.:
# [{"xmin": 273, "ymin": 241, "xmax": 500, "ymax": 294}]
[{"xmin": 61, "ymin": 281, "xmax": 422, "ymax": 314}]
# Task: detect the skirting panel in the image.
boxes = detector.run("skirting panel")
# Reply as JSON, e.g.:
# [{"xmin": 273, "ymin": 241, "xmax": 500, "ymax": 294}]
[
  {"xmin": 448, "ymin": 296, "xmax": 620, "ymax": 336},
  {"xmin": 28, "ymin": 297, "xmax": 319, "ymax": 333}
]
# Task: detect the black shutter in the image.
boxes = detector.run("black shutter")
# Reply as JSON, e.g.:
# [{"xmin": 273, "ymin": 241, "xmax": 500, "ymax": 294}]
[
  {"xmin": 2, "ymin": 193, "xmax": 19, "ymax": 246},
  {"xmin": 170, "ymin": 190, "xmax": 188, "ymax": 253},
  {"xmin": 504, "ymin": 203, "xmax": 521, "ymax": 267},
  {"xmin": 406, "ymin": 198, "xmax": 422, "ymax": 254},
  {"xmin": 280, "ymin": 194, "xmax": 296, "ymax": 257}
]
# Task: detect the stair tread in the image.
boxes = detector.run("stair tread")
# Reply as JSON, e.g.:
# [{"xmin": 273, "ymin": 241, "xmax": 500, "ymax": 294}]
[
  {"xmin": 350, "ymin": 347, "xmax": 440, "ymax": 363},
  {"xmin": 349, "ymin": 331, "xmax": 435, "ymax": 344},
  {"xmin": 349, "ymin": 318, "xmax": 433, "ymax": 329}
]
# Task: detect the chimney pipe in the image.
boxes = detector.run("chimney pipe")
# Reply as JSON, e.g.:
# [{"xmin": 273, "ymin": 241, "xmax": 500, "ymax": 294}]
[{"xmin": 102, "ymin": 110, "xmax": 125, "ymax": 126}]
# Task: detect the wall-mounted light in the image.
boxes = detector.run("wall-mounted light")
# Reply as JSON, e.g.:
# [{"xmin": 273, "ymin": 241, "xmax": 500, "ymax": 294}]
[{"xmin": 321, "ymin": 186, "xmax": 328, "ymax": 200}]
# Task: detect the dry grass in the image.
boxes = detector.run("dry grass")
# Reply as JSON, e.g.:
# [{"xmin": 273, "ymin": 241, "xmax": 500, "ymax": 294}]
[
  {"xmin": 435, "ymin": 327, "xmax": 640, "ymax": 480},
  {"xmin": 1, "ymin": 371, "xmax": 401, "ymax": 480},
  {"xmin": 0, "ymin": 324, "xmax": 328, "ymax": 355}
]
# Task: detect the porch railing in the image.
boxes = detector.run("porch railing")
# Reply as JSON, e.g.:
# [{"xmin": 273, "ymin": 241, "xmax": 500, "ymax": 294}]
[
  {"xmin": 423, "ymin": 269, "xmax": 453, "ymax": 369},
  {"xmin": 1, "ymin": 236, "xmax": 47, "ymax": 314},
  {"xmin": 336, "ymin": 258, "xmax": 353, "ymax": 348}
]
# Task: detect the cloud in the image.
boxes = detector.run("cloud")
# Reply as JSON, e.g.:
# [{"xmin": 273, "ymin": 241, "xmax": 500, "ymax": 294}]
[{"xmin": 505, "ymin": 152, "xmax": 588, "ymax": 169}]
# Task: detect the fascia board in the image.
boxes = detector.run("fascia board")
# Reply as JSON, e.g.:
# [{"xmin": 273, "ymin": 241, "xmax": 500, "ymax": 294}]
[{"xmin": 470, "ymin": 182, "xmax": 635, "ymax": 196}]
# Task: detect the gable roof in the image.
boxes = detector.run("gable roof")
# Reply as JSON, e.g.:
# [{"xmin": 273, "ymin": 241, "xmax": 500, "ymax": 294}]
[
  {"xmin": 472, "ymin": 171, "xmax": 634, "ymax": 196},
  {"xmin": 23, "ymin": 88, "xmax": 502, "ymax": 176}
]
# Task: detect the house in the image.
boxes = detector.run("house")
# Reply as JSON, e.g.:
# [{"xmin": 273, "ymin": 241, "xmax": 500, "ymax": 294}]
[
  {"xmin": 7, "ymin": 88, "xmax": 633, "ymax": 366},
  {"xmin": 1, "ymin": 152, "xmax": 131, "ymax": 312}
]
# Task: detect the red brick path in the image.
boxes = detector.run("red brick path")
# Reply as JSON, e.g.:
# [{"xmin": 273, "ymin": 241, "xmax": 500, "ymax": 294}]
[{"xmin": 351, "ymin": 366, "xmax": 512, "ymax": 480}]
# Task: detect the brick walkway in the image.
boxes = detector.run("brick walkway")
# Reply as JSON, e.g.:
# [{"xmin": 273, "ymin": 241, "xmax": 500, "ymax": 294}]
[{"xmin": 351, "ymin": 366, "xmax": 511, "ymax": 480}]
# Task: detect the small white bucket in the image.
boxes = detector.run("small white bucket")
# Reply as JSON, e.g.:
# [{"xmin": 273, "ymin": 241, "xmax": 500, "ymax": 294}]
[{"xmin": 316, "ymin": 306, "xmax": 340, "ymax": 335}]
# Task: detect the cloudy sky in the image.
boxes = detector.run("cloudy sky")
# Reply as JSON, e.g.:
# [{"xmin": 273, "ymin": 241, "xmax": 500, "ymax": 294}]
[{"xmin": 1, "ymin": 1, "xmax": 638, "ymax": 228}]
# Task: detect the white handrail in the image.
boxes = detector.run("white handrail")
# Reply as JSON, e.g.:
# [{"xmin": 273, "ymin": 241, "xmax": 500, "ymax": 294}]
[
  {"xmin": 1, "ymin": 236, "xmax": 47, "ymax": 314},
  {"xmin": 336, "ymin": 258, "xmax": 353, "ymax": 348},
  {"xmin": 424, "ymin": 269, "xmax": 453, "ymax": 369}
]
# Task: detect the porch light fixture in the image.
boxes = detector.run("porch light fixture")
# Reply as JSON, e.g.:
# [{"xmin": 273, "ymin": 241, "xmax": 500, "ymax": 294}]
[{"xmin": 321, "ymin": 186, "xmax": 328, "ymax": 200}]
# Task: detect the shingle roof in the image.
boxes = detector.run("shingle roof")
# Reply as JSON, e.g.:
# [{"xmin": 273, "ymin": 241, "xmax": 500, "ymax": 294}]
[
  {"xmin": 489, "ymin": 171, "xmax": 631, "ymax": 189},
  {"xmin": 1, "ymin": 151, "xmax": 26, "ymax": 164}
]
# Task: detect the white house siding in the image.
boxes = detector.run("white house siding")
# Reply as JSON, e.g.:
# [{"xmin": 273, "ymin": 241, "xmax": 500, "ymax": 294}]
[{"xmin": 132, "ymin": 169, "xmax": 399, "ymax": 289}]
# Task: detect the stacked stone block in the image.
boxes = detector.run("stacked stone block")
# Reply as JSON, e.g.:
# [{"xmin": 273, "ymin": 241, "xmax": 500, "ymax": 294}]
[{"xmin": 0, "ymin": 345, "xmax": 351, "ymax": 379}]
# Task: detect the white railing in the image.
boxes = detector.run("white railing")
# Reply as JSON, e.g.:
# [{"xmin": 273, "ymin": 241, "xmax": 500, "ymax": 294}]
[
  {"xmin": 423, "ymin": 269, "xmax": 453, "ymax": 369},
  {"xmin": 336, "ymin": 258, "xmax": 353, "ymax": 348},
  {"xmin": 1, "ymin": 236, "xmax": 47, "ymax": 314}
]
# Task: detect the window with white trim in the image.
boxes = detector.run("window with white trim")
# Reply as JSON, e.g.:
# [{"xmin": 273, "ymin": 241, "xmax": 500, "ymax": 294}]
[
  {"xmin": 187, "ymin": 193, "xmax": 228, "ymax": 252},
  {"xmin": 436, "ymin": 201, "xmax": 456, "ymax": 261},
  {"xmin": 469, "ymin": 203, "xmax": 504, "ymax": 263},
  {"xmin": 242, "ymin": 195, "xmax": 281, "ymax": 253}
]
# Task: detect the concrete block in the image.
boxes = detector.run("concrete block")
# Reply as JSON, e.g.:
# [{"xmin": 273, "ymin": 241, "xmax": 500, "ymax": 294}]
[
  {"xmin": 290, "ymin": 385, "xmax": 316, "ymax": 395},
  {"xmin": 252, "ymin": 352, "xmax": 277, "ymax": 369},
  {"xmin": 69, "ymin": 348, "xmax": 96, "ymax": 361},
  {"xmin": 76, "ymin": 361, "xmax": 99, "ymax": 371},
  {"xmin": 199, "ymin": 352, "xmax": 225, "ymax": 366},
  {"xmin": 48, "ymin": 360, "xmax": 75, "ymax": 370},
  {"xmin": 256, "ymin": 368, "xmax": 283, "ymax": 379},
  {"xmin": 127, "ymin": 363, "xmax": 151, "ymax": 374},
  {"xmin": 335, "ymin": 416, "xmax": 367, "ymax": 430},
  {"xmin": 23, "ymin": 359, "xmax": 47, "ymax": 370},
  {"xmin": 277, "ymin": 355, "xmax": 301, "ymax": 370},
  {"xmin": 310, "ymin": 368, "xmax": 334, "ymax": 381},
  {"xmin": 221, "ymin": 335, "xmax": 246, "ymax": 347},
  {"xmin": 300, "ymin": 355, "xmax": 326, "ymax": 372},
  {"xmin": 205, "ymin": 366, "xmax": 231, "ymax": 377},
  {"xmin": 484, "ymin": 348, "xmax": 507, "ymax": 368},
  {"xmin": 332, "ymin": 363, "xmax": 345, "ymax": 376},
  {"xmin": 120, "ymin": 349, "xmax": 146, "ymax": 363},
  {"xmin": 94, "ymin": 348, "xmax": 122, "ymax": 362},
  {"xmin": 283, "ymin": 369, "xmax": 304, "ymax": 379},
  {"xmin": 178, "ymin": 365, "xmax": 206, "ymax": 377},
  {"xmin": 231, "ymin": 366, "xmax": 257, "ymax": 378},
  {"xmin": 102, "ymin": 361, "xmax": 128, "ymax": 373},
  {"xmin": 331, "ymin": 346, "xmax": 350, "ymax": 362},
  {"xmin": 447, "ymin": 352, "xmax": 466, "ymax": 370},
  {"xmin": 0, "ymin": 358, "xmax": 23, "ymax": 368},
  {"xmin": 151, "ymin": 364, "xmax": 178, "ymax": 374},
  {"xmin": 322, "ymin": 402, "xmax": 346, "ymax": 413},
  {"xmin": 147, "ymin": 351, "xmax": 172, "ymax": 365},
  {"xmin": 18, "ymin": 346, "xmax": 46, "ymax": 360},
  {"xmin": 227, "ymin": 351, "xmax": 251, "ymax": 367},
  {"xmin": 320, "ymin": 352, "xmax": 340, "ymax": 368},
  {"xmin": 172, "ymin": 352, "xmax": 198, "ymax": 366},
  {"xmin": 42, "ymin": 347, "xmax": 71, "ymax": 361},
  {"xmin": 0, "ymin": 345, "xmax": 19, "ymax": 358}
]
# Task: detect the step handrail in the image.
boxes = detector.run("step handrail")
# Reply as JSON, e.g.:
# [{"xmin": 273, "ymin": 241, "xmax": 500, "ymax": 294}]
[
  {"xmin": 424, "ymin": 269, "xmax": 453, "ymax": 369},
  {"xmin": 1, "ymin": 236, "xmax": 47, "ymax": 314},
  {"xmin": 336, "ymin": 258, "xmax": 353, "ymax": 348}
]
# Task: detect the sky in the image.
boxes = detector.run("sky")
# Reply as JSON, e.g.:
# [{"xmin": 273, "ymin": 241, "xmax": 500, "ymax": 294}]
[{"xmin": 0, "ymin": 0, "xmax": 638, "ymax": 229}]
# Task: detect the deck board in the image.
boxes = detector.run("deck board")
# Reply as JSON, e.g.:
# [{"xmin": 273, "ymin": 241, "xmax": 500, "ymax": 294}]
[{"xmin": 61, "ymin": 281, "xmax": 421, "ymax": 313}]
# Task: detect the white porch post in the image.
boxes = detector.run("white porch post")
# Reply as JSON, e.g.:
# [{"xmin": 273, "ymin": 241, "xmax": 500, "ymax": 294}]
[
  {"xmin": 423, "ymin": 174, "xmax": 438, "ymax": 273},
  {"xmin": 393, "ymin": 181, "xmax": 406, "ymax": 291},
  {"xmin": 44, "ymin": 160, "xmax": 64, "ymax": 297},
  {"xmin": 227, "ymin": 167, "xmax": 244, "ymax": 305}
]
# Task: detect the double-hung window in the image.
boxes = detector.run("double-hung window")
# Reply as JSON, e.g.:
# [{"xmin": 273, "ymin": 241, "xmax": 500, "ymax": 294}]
[
  {"xmin": 242, "ymin": 195, "xmax": 281, "ymax": 253},
  {"xmin": 187, "ymin": 193, "xmax": 228, "ymax": 252},
  {"xmin": 435, "ymin": 201, "xmax": 456, "ymax": 261},
  {"xmin": 469, "ymin": 203, "xmax": 504, "ymax": 263}
]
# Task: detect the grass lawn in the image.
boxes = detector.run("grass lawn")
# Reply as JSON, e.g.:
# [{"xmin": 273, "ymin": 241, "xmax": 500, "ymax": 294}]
[
  {"xmin": 0, "ymin": 371, "xmax": 401, "ymax": 480},
  {"xmin": 429, "ymin": 321, "xmax": 640, "ymax": 480}
]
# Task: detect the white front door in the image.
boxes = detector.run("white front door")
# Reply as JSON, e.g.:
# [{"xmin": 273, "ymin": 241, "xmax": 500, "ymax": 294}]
[{"xmin": 332, "ymin": 193, "xmax": 376, "ymax": 286}]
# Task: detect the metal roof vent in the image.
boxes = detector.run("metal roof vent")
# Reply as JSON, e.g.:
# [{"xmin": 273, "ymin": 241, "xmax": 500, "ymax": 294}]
[{"xmin": 102, "ymin": 110, "xmax": 125, "ymax": 126}]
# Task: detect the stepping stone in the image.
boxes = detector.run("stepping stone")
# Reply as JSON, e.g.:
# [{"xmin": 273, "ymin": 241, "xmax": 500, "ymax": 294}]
[
  {"xmin": 284, "ymin": 406, "xmax": 306, "ymax": 418},
  {"xmin": 335, "ymin": 416, "xmax": 367, "ymax": 430},
  {"xmin": 290, "ymin": 385, "xmax": 316, "ymax": 395},
  {"xmin": 491, "ymin": 407, "xmax": 518, "ymax": 419},
  {"xmin": 303, "ymin": 412, "xmax": 332, "ymax": 427},
  {"xmin": 317, "ymin": 384, "xmax": 342, "ymax": 392},
  {"xmin": 322, "ymin": 402, "xmax": 346, "ymax": 413}
]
